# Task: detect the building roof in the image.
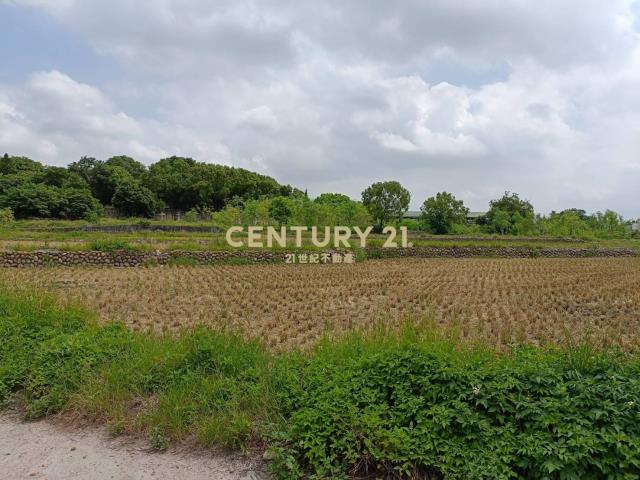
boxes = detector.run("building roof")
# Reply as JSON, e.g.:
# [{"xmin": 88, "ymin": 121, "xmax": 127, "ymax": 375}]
[
  {"xmin": 467, "ymin": 211, "xmax": 487, "ymax": 218},
  {"xmin": 402, "ymin": 210, "xmax": 487, "ymax": 219},
  {"xmin": 404, "ymin": 210, "xmax": 421, "ymax": 218}
]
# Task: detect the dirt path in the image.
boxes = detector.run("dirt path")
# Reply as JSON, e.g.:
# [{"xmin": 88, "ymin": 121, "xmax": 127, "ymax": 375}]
[{"xmin": 0, "ymin": 411, "xmax": 267, "ymax": 480}]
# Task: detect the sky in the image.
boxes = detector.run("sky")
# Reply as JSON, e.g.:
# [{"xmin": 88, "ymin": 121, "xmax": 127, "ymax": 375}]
[{"xmin": 1, "ymin": 1, "xmax": 639, "ymax": 217}]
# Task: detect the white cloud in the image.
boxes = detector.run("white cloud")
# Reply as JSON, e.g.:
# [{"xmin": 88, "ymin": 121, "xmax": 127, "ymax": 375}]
[
  {"xmin": 0, "ymin": 71, "xmax": 232, "ymax": 165},
  {"xmin": 1, "ymin": 0, "xmax": 640, "ymax": 216},
  {"xmin": 238, "ymin": 106, "xmax": 279, "ymax": 130}
]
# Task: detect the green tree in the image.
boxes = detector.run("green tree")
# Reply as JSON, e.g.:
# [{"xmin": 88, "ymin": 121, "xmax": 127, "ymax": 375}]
[
  {"xmin": 486, "ymin": 191, "xmax": 535, "ymax": 235},
  {"xmin": 0, "ymin": 183, "xmax": 64, "ymax": 218},
  {"xmin": 315, "ymin": 193, "xmax": 353, "ymax": 208},
  {"xmin": 144, "ymin": 156, "xmax": 201, "ymax": 210},
  {"xmin": 269, "ymin": 197, "xmax": 293, "ymax": 226},
  {"xmin": 90, "ymin": 164, "xmax": 137, "ymax": 205},
  {"xmin": 0, "ymin": 155, "xmax": 44, "ymax": 175},
  {"xmin": 538, "ymin": 210, "xmax": 589, "ymax": 237},
  {"xmin": 420, "ymin": 192, "xmax": 469, "ymax": 234},
  {"xmin": 68, "ymin": 156, "xmax": 101, "ymax": 184},
  {"xmin": 112, "ymin": 181, "xmax": 160, "ymax": 218},
  {"xmin": 39, "ymin": 167, "xmax": 87, "ymax": 189},
  {"xmin": 588, "ymin": 210, "xmax": 627, "ymax": 238},
  {"xmin": 211, "ymin": 205, "xmax": 242, "ymax": 228},
  {"xmin": 314, "ymin": 193, "xmax": 371, "ymax": 227},
  {"xmin": 491, "ymin": 209, "xmax": 511, "ymax": 235},
  {"xmin": 60, "ymin": 189, "xmax": 103, "ymax": 220},
  {"xmin": 104, "ymin": 156, "xmax": 146, "ymax": 180},
  {"xmin": 361, "ymin": 181, "xmax": 411, "ymax": 231}
]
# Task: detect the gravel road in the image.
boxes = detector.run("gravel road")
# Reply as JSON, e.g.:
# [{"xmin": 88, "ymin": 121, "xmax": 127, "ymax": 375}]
[{"xmin": 0, "ymin": 411, "xmax": 267, "ymax": 480}]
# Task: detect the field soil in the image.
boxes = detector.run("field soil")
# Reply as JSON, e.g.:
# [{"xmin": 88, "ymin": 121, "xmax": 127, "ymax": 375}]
[
  {"xmin": 3, "ymin": 257, "xmax": 640, "ymax": 351},
  {"xmin": 0, "ymin": 410, "xmax": 266, "ymax": 480}
]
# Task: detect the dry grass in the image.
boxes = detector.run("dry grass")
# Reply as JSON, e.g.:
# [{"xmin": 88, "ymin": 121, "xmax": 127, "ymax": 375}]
[{"xmin": 2, "ymin": 258, "xmax": 640, "ymax": 351}]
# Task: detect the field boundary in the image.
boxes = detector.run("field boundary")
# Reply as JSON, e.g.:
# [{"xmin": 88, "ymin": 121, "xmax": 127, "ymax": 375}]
[
  {"xmin": 24, "ymin": 224, "xmax": 225, "ymax": 234},
  {"xmin": 0, "ymin": 246, "xmax": 638, "ymax": 267}
]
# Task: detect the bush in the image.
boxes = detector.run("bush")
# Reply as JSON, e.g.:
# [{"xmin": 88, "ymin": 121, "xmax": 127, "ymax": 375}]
[
  {"xmin": 449, "ymin": 222, "xmax": 484, "ymax": 235},
  {"xmin": 184, "ymin": 208, "xmax": 200, "ymax": 222},
  {"xmin": 0, "ymin": 207, "xmax": 14, "ymax": 224},
  {"xmin": 89, "ymin": 239, "xmax": 132, "ymax": 251},
  {"xmin": 398, "ymin": 219, "xmax": 421, "ymax": 231},
  {"xmin": 0, "ymin": 291, "xmax": 277, "ymax": 448},
  {"xmin": 0, "ymin": 184, "xmax": 101, "ymax": 220},
  {"xmin": 0, "ymin": 292, "xmax": 131, "ymax": 416},
  {"xmin": 0, "ymin": 183, "xmax": 64, "ymax": 218},
  {"xmin": 270, "ymin": 336, "xmax": 640, "ymax": 479}
]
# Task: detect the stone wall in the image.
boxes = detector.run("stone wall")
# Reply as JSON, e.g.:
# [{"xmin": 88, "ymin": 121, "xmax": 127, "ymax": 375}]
[
  {"xmin": 0, "ymin": 250, "xmax": 278, "ymax": 267},
  {"xmin": 0, "ymin": 246, "xmax": 637, "ymax": 267},
  {"xmin": 364, "ymin": 246, "xmax": 639, "ymax": 259},
  {"xmin": 28, "ymin": 224, "xmax": 223, "ymax": 233}
]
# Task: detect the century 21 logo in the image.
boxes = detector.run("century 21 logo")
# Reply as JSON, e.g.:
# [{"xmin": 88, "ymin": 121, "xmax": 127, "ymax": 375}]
[{"xmin": 225, "ymin": 226, "xmax": 410, "ymax": 248}]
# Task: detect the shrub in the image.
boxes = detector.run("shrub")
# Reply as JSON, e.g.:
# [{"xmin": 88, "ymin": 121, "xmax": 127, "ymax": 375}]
[
  {"xmin": 0, "ymin": 291, "xmax": 277, "ymax": 449},
  {"xmin": 0, "ymin": 292, "xmax": 131, "ymax": 415},
  {"xmin": 89, "ymin": 239, "xmax": 132, "ymax": 251},
  {"xmin": 0, "ymin": 183, "xmax": 64, "ymax": 218},
  {"xmin": 270, "ymin": 337, "xmax": 640, "ymax": 479},
  {"xmin": 0, "ymin": 207, "xmax": 14, "ymax": 224},
  {"xmin": 0, "ymin": 184, "xmax": 101, "ymax": 220},
  {"xmin": 184, "ymin": 208, "xmax": 200, "ymax": 222},
  {"xmin": 398, "ymin": 219, "xmax": 421, "ymax": 231}
]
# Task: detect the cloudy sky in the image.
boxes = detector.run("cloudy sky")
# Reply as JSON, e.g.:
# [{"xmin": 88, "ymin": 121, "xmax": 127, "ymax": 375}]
[{"xmin": 1, "ymin": 1, "xmax": 639, "ymax": 216}]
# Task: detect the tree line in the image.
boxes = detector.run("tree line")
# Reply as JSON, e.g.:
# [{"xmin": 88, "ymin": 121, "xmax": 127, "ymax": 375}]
[
  {"xmin": 358, "ymin": 181, "xmax": 634, "ymax": 238},
  {"xmin": 0, "ymin": 154, "xmax": 299, "ymax": 220},
  {"xmin": 0, "ymin": 154, "xmax": 636, "ymax": 238}
]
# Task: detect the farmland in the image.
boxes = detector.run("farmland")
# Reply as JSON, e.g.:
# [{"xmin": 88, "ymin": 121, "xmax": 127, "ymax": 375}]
[
  {"xmin": 1, "ymin": 219, "xmax": 639, "ymax": 253},
  {"xmin": 3, "ymin": 221, "xmax": 640, "ymax": 479},
  {"xmin": 3, "ymin": 257, "xmax": 640, "ymax": 351}
]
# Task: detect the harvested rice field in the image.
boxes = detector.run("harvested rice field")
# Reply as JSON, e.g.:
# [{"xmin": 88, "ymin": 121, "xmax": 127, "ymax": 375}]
[{"xmin": 2, "ymin": 257, "xmax": 640, "ymax": 351}]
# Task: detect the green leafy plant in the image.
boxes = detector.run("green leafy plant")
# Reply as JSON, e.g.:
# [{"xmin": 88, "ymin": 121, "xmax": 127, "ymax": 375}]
[
  {"xmin": 0, "ymin": 207, "xmax": 14, "ymax": 224},
  {"xmin": 166, "ymin": 256, "xmax": 198, "ymax": 267},
  {"xmin": 89, "ymin": 239, "xmax": 132, "ymax": 251}
]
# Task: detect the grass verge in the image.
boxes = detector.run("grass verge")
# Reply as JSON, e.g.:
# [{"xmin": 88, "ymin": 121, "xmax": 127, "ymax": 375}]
[{"xmin": 1, "ymin": 290, "xmax": 639, "ymax": 479}]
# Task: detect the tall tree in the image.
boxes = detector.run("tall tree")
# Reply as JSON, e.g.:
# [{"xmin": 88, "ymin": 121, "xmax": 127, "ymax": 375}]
[
  {"xmin": 68, "ymin": 156, "xmax": 101, "ymax": 184},
  {"xmin": 420, "ymin": 192, "xmax": 469, "ymax": 234},
  {"xmin": 112, "ymin": 181, "xmax": 160, "ymax": 218},
  {"xmin": 361, "ymin": 181, "xmax": 410, "ymax": 231},
  {"xmin": 486, "ymin": 191, "xmax": 535, "ymax": 235},
  {"xmin": 268, "ymin": 197, "xmax": 293, "ymax": 226}
]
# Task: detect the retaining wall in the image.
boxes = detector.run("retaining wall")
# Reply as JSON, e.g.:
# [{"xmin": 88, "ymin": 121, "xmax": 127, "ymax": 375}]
[
  {"xmin": 364, "ymin": 246, "xmax": 639, "ymax": 259},
  {"xmin": 0, "ymin": 247, "xmax": 637, "ymax": 267}
]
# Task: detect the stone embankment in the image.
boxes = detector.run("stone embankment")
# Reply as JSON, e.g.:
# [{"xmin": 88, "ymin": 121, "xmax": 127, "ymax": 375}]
[
  {"xmin": 0, "ymin": 247, "xmax": 637, "ymax": 267},
  {"xmin": 364, "ymin": 246, "xmax": 639, "ymax": 259}
]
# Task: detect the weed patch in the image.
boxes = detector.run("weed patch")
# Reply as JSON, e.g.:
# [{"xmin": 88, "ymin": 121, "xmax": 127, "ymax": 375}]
[{"xmin": 89, "ymin": 239, "xmax": 133, "ymax": 252}]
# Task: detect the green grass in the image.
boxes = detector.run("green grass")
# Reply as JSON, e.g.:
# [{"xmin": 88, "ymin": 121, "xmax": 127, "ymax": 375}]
[
  {"xmin": 1, "ymin": 290, "xmax": 640, "ymax": 478},
  {"xmin": 165, "ymin": 256, "xmax": 199, "ymax": 267},
  {"xmin": 88, "ymin": 239, "xmax": 135, "ymax": 252},
  {"xmin": 1, "ymin": 219, "xmax": 639, "ymax": 253}
]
